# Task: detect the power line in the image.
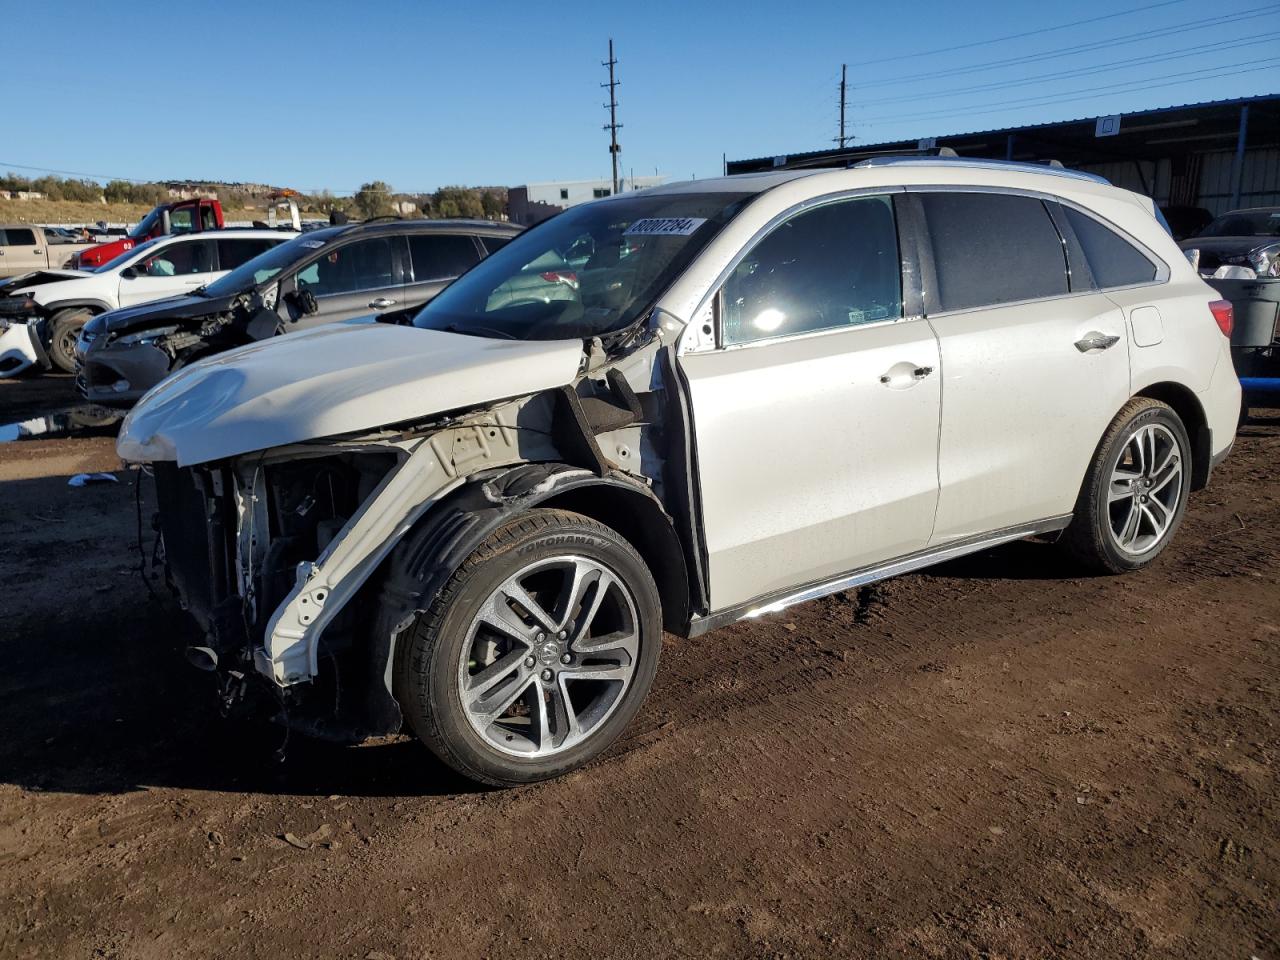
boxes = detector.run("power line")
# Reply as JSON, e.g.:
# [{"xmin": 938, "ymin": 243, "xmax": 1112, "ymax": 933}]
[
  {"xmin": 858, "ymin": 61, "xmax": 1280, "ymax": 126},
  {"xmin": 856, "ymin": 32, "xmax": 1280, "ymax": 106},
  {"xmin": 851, "ymin": 5, "xmax": 1278, "ymax": 90},
  {"xmin": 854, "ymin": 0, "xmax": 1192, "ymax": 66}
]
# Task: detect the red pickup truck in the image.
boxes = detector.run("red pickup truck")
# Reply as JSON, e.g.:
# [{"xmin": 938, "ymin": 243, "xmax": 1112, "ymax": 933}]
[{"xmin": 74, "ymin": 198, "xmax": 224, "ymax": 269}]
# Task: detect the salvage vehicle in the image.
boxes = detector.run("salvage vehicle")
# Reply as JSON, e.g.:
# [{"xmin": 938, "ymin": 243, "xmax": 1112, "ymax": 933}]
[
  {"xmin": 1179, "ymin": 206, "xmax": 1280, "ymax": 413},
  {"xmin": 78, "ymin": 218, "xmax": 519, "ymax": 405},
  {"xmin": 0, "ymin": 225, "xmax": 93, "ymax": 278},
  {"xmin": 0, "ymin": 316, "xmax": 44, "ymax": 376},
  {"xmin": 118, "ymin": 158, "xmax": 1240, "ymax": 786},
  {"xmin": 0, "ymin": 229, "xmax": 294, "ymax": 374},
  {"xmin": 73, "ymin": 197, "xmax": 225, "ymax": 270}
]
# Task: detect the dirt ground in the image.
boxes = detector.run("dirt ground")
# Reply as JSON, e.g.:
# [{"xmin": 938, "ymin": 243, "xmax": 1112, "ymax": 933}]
[{"xmin": 1, "ymin": 374, "xmax": 1276, "ymax": 959}]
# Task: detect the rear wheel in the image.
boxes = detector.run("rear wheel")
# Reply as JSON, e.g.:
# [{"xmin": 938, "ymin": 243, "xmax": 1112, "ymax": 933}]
[
  {"xmin": 394, "ymin": 509, "xmax": 662, "ymax": 787},
  {"xmin": 48, "ymin": 308, "xmax": 93, "ymax": 373},
  {"xmin": 1061, "ymin": 398, "xmax": 1192, "ymax": 573}
]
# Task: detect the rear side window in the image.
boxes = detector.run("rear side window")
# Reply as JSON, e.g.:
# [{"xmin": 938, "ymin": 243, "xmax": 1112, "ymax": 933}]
[
  {"xmin": 409, "ymin": 234, "xmax": 481, "ymax": 281},
  {"xmin": 722, "ymin": 194, "xmax": 902, "ymax": 345},
  {"xmin": 3, "ymin": 228, "xmax": 35, "ymax": 245},
  {"xmin": 920, "ymin": 192, "xmax": 1068, "ymax": 312},
  {"xmin": 480, "ymin": 235, "xmax": 512, "ymax": 255},
  {"xmin": 1062, "ymin": 206, "xmax": 1157, "ymax": 288},
  {"xmin": 217, "ymin": 238, "xmax": 277, "ymax": 271},
  {"xmin": 200, "ymin": 205, "xmax": 218, "ymax": 230}
]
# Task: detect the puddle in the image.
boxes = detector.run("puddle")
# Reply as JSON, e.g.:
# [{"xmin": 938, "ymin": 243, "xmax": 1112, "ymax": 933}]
[{"xmin": 0, "ymin": 405, "xmax": 123, "ymax": 442}]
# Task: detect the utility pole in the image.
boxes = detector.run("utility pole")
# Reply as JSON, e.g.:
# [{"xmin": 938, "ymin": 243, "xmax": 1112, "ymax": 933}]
[
  {"xmin": 835, "ymin": 63, "xmax": 849, "ymax": 150},
  {"xmin": 602, "ymin": 38, "xmax": 622, "ymax": 195}
]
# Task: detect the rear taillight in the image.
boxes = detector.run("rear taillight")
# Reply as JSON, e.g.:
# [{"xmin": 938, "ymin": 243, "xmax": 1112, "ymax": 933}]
[{"xmin": 1209, "ymin": 299, "xmax": 1233, "ymax": 338}]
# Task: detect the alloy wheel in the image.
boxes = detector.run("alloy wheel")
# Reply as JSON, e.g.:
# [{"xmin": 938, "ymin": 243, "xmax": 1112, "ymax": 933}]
[{"xmin": 1107, "ymin": 422, "xmax": 1184, "ymax": 555}]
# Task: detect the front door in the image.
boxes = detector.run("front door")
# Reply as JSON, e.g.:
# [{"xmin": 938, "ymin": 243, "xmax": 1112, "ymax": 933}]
[
  {"xmin": 680, "ymin": 194, "xmax": 942, "ymax": 612},
  {"xmin": 289, "ymin": 236, "xmax": 403, "ymax": 329},
  {"xmin": 118, "ymin": 237, "xmax": 219, "ymax": 307}
]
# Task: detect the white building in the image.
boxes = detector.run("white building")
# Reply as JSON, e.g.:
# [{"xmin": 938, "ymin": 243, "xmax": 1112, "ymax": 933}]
[{"xmin": 507, "ymin": 175, "xmax": 665, "ymax": 225}]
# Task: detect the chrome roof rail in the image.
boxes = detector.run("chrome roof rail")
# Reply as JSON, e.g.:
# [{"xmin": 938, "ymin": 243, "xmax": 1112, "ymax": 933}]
[{"xmin": 852, "ymin": 156, "xmax": 1111, "ymax": 185}]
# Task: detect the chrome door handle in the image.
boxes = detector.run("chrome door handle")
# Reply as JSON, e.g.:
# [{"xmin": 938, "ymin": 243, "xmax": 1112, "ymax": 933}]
[
  {"xmin": 1074, "ymin": 333, "xmax": 1120, "ymax": 353},
  {"xmin": 368, "ymin": 297, "xmax": 397, "ymax": 309}
]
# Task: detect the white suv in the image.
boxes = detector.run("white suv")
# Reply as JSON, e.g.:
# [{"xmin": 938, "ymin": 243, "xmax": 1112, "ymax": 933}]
[
  {"xmin": 0, "ymin": 228, "xmax": 294, "ymax": 372},
  {"xmin": 117, "ymin": 159, "xmax": 1240, "ymax": 786}
]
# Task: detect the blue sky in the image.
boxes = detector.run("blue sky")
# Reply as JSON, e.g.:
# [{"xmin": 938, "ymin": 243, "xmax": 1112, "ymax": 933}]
[{"xmin": 6, "ymin": 0, "xmax": 1278, "ymax": 192}]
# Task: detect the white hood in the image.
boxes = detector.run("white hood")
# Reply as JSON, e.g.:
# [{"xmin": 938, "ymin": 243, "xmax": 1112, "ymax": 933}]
[
  {"xmin": 116, "ymin": 321, "xmax": 584, "ymax": 466},
  {"xmin": 21, "ymin": 270, "xmax": 94, "ymax": 296}
]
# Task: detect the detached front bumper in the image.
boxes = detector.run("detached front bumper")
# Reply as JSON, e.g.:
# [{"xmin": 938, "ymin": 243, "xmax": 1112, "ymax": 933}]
[
  {"xmin": 78, "ymin": 336, "xmax": 173, "ymax": 406},
  {"xmin": 0, "ymin": 320, "xmax": 49, "ymax": 377}
]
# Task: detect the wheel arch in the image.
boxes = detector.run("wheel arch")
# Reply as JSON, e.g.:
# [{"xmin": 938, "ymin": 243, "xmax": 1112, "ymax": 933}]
[
  {"xmin": 45, "ymin": 299, "xmax": 111, "ymax": 316},
  {"xmin": 1131, "ymin": 380, "xmax": 1210, "ymax": 490}
]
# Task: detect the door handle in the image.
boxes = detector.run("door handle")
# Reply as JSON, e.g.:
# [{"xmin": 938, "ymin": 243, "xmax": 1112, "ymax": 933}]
[
  {"xmin": 368, "ymin": 297, "xmax": 397, "ymax": 309},
  {"xmin": 1074, "ymin": 332, "xmax": 1120, "ymax": 353}
]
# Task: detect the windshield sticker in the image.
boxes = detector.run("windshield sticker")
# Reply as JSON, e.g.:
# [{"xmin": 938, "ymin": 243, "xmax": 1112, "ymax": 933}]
[
  {"xmin": 300, "ymin": 239, "xmax": 326, "ymax": 249},
  {"xmin": 624, "ymin": 217, "xmax": 707, "ymax": 237}
]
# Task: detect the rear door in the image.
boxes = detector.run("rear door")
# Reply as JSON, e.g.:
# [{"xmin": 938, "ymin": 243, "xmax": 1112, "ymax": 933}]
[
  {"xmin": 215, "ymin": 236, "xmax": 281, "ymax": 277},
  {"xmin": 117, "ymin": 237, "xmax": 219, "ymax": 306},
  {"xmin": 681, "ymin": 192, "xmax": 942, "ymax": 611},
  {"xmin": 402, "ymin": 233, "xmax": 484, "ymax": 316},
  {"xmin": 915, "ymin": 189, "xmax": 1132, "ymax": 543},
  {"xmin": 0, "ymin": 227, "xmax": 46, "ymax": 275},
  {"xmin": 290, "ymin": 235, "xmax": 402, "ymax": 328}
]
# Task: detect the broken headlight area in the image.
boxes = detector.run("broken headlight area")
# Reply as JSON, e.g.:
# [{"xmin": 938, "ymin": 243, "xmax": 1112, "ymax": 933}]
[
  {"xmin": 0, "ymin": 295, "xmax": 39, "ymax": 320},
  {"xmin": 152, "ymin": 445, "xmax": 403, "ymax": 738}
]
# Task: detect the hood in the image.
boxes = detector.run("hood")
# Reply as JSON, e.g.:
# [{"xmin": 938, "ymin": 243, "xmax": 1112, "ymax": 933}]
[
  {"xmin": 1178, "ymin": 235, "xmax": 1274, "ymax": 260},
  {"xmin": 92, "ymin": 293, "xmax": 227, "ymax": 336},
  {"xmin": 2, "ymin": 269, "xmax": 92, "ymax": 294},
  {"xmin": 117, "ymin": 321, "xmax": 585, "ymax": 466}
]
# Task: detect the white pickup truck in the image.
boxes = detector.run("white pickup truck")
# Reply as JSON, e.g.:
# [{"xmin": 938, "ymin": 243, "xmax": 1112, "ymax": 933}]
[{"xmin": 0, "ymin": 225, "xmax": 94, "ymax": 278}]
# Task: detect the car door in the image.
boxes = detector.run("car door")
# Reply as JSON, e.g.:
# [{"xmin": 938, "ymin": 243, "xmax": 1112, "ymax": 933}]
[
  {"xmin": 0, "ymin": 227, "xmax": 46, "ymax": 275},
  {"xmin": 401, "ymin": 232, "xmax": 483, "ymax": 317},
  {"xmin": 914, "ymin": 189, "xmax": 1132, "ymax": 544},
  {"xmin": 117, "ymin": 237, "xmax": 219, "ymax": 307},
  {"xmin": 290, "ymin": 235, "xmax": 402, "ymax": 329},
  {"xmin": 680, "ymin": 193, "xmax": 942, "ymax": 612}
]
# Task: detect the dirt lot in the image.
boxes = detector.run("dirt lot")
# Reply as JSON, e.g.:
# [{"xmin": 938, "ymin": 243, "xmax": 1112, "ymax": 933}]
[{"xmin": 1, "ymin": 375, "xmax": 1276, "ymax": 959}]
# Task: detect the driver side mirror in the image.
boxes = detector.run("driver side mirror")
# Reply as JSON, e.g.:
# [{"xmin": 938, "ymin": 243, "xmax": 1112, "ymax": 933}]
[{"xmin": 121, "ymin": 266, "xmax": 139, "ymax": 279}]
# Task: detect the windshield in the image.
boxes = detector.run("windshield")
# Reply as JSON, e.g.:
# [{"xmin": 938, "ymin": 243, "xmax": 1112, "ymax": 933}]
[
  {"xmin": 413, "ymin": 192, "xmax": 752, "ymax": 340},
  {"xmin": 1199, "ymin": 209, "xmax": 1280, "ymax": 238},
  {"xmin": 199, "ymin": 231, "xmax": 340, "ymax": 298},
  {"xmin": 128, "ymin": 206, "xmax": 163, "ymax": 239},
  {"xmin": 92, "ymin": 236, "xmax": 163, "ymax": 274}
]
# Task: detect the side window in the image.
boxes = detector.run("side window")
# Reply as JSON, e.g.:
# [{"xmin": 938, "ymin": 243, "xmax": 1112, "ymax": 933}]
[
  {"xmin": 1061, "ymin": 206, "xmax": 1158, "ymax": 288},
  {"xmin": 169, "ymin": 208, "xmax": 194, "ymax": 234},
  {"xmin": 919, "ymin": 192, "xmax": 1068, "ymax": 312},
  {"xmin": 408, "ymin": 234, "xmax": 481, "ymax": 281},
  {"xmin": 480, "ymin": 235, "xmax": 512, "ymax": 255},
  {"xmin": 139, "ymin": 239, "xmax": 215, "ymax": 276},
  {"xmin": 200, "ymin": 205, "xmax": 218, "ymax": 230},
  {"xmin": 721, "ymin": 195, "xmax": 902, "ymax": 346},
  {"xmin": 296, "ymin": 237, "xmax": 394, "ymax": 296},
  {"xmin": 4, "ymin": 228, "xmax": 35, "ymax": 246},
  {"xmin": 217, "ymin": 238, "xmax": 276, "ymax": 271}
]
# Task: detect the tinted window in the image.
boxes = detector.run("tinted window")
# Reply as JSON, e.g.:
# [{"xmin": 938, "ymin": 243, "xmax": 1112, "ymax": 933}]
[
  {"xmin": 722, "ymin": 195, "xmax": 902, "ymax": 345},
  {"xmin": 920, "ymin": 193, "xmax": 1068, "ymax": 312},
  {"xmin": 170, "ymin": 208, "xmax": 194, "ymax": 234},
  {"xmin": 295, "ymin": 237, "xmax": 395, "ymax": 295},
  {"xmin": 3, "ymin": 228, "xmax": 35, "ymax": 246},
  {"xmin": 217, "ymin": 237, "xmax": 278, "ymax": 271},
  {"xmin": 1062, "ymin": 206, "xmax": 1157, "ymax": 288},
  {"xmin": 409, "ymin": 234, "xmax": 480, "ymax": 281},
  {"xmin": 480, "ymin": 235, "xmax": 512, "ymax": 255},
  {"xmin": 200, "ymin": 205, "xmax": 218, "ymax": 230},
  {"xmin": 137, "ymin": 239, "xmax": 215, "ymax": 276}
]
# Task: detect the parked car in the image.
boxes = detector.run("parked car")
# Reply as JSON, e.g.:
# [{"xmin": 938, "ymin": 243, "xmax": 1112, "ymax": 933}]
[
  {"xmin": 77, "ymin": 218, "xmax": 520, "ymax": 405},
  {"xmin": 72, "ymin": 197, "xmax": 226, "ymax": 270},
  {"xmin": 1178, "ymin": 206, "xmax": 1280, "ymax": 412},
  {"xmin": 1159, "ymin": 205, "xmax": 1213, "ymax": 241},
  {"xmin": 0, "ymin": 225, "xmax": 93, "ymax": 278},
  {"xmin": 0, "ymin": 229, "xmax": 294, "ymax": 374},
  {"xmin": 117, "ymin": 158, "xmax": 1239, "ymax": 787}
]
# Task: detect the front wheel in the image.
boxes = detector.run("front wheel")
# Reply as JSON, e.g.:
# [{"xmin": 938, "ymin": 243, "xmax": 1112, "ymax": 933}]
[
  {"xmin": 1061, "ymin": 398, "xmax": 1192, "ymax": 574},
  {"xmin": 47, "ymin": 308, "xmax": 93, "ymax": 374},
  {"xmin": 394, "ymin": 509, "xmax": 662, "ymax": 787}
]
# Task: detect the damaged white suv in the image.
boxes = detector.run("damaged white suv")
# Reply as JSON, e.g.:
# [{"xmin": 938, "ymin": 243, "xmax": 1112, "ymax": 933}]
[{"xmin": 119, "ymin": 158, "xmax": 1240, "ymax": 785}]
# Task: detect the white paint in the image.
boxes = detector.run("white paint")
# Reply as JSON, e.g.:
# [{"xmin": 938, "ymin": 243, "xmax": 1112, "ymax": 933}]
[{"xmin": 1129, "ymin": 305, "xmax": 1164, "ymax": 347}]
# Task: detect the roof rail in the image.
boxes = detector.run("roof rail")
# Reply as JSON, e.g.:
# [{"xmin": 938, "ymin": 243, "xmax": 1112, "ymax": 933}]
[{"xmin": 852, "ymin": 155, "xmax": 1110, "ymax": 185}]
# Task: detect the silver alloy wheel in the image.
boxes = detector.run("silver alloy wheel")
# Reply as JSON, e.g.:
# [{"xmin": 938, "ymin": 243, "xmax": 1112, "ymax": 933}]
[
  {"xmin": 1107, "ymin": 422, "xmax": 1184, "ymax": 555},
  {"xmin": 457, "ymin": 555, "xmax": 640, "ymax": 758}
]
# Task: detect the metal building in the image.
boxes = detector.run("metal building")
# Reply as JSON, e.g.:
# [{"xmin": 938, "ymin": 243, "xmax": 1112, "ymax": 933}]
[
  {"xmin": 507, "ymin": 175, "xmax": 666, "ymax": 226},
  {"xmin": 726, "ymin": 94, "xmax": 1279, "ymax": 216}
]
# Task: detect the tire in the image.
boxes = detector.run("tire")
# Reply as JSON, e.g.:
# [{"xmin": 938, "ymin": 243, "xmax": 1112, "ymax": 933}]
[
  {"xmin": 48, "ymin": 308, "xmax": 92, "ymax": 374},
  {"xmin": 1061, "ymin": 398, "xmax": 1192, "ymax": 574},
  {"xmin": 394, "ymin": 508, "xmax": 662, "ymax": 787}
]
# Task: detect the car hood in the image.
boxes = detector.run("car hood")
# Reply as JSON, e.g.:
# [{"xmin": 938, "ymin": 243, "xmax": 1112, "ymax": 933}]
[
  {"xmin": 92, "ymin": 292, "xmax": 228, "ymax": 335},
  {"xmin": 1, "ymin": 269, "xmax": 92, "ymax": 295},
  {"xmin": 1177, "ymin": 235, "xmax": 1274, "ymax": 257},
  {"xmin": 116, "ymin": 321, "xmax": 585, "ymax": 466}
]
